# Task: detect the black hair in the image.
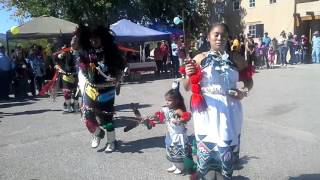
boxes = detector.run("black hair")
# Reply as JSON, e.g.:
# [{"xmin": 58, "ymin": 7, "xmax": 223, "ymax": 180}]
[
  {"xmin": 78, "ymin": 24, "xmax": 91, "ymax": 50},
  {"xmin": 208, "ymin": 22, "xmax": 230, "ymax": 35},
  {"xmin": 37, "ymin": 45, "xmax": 43, "ymax": 52},
  {"xmin": 78, "ymin": 24, "xmax": 125, "ymax": 76},
  {"xmin": 165, "ymin": 89, "xmax": 186, "ymax": 111}
]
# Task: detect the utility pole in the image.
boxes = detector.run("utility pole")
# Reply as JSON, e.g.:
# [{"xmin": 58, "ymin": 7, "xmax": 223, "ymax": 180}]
[
  {"xmin": 181, "ymin": 9, "xmax": 190, "ymax": 58},
  {"xmin": 182, "ymin": 9, "xmax": 186, "ymax": 47}
]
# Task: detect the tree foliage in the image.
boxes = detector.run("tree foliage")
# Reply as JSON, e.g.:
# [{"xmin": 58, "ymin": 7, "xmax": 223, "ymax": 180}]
[
  {"xmin": 1, "ymin": 0, "xmax": 186, "ymax": 24},
  {"xmin": 1, "ymin": 0, "xmax": 230, "ymax": 38},
  {"xmin": 1, "ymin": 0, "xmax": 114, "ymax": 25}
]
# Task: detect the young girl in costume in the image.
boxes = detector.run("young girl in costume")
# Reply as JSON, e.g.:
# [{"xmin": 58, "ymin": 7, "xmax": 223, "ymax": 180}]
[
  {"xmin": 268, "ymin": 46, "xmax": 276, "ymax": 69},
  {"xmin": 147, "ymin": 82, "xmax": 191, "ymax": 175}
]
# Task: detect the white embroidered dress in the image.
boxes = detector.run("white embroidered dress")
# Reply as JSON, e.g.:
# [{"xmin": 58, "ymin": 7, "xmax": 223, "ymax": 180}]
[
  {"xmin": 193, "ymin": 53, "xmax": 243, "ymax": 148},
  {"xmin": 162, "ymin": 107, "xmax": 189, "ymax": 162}
]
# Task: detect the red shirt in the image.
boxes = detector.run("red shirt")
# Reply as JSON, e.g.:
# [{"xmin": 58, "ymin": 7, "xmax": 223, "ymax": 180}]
[
  {"xmin": 301, "ymin": 37, "xmax": 308, "ymax": 48},
  {"xmin": 154, "ymin": 47, "xmax": 163, "ymax": 61},
  {"xmin": 160, "ymin": 44, "xmax": 168, "ymax": 55}
]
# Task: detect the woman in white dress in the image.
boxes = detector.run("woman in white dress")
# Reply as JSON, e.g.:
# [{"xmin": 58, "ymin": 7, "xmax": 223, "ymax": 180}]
[{"xmin": 183, "ymin": 23, "xmax": 250, "ymax": 179}]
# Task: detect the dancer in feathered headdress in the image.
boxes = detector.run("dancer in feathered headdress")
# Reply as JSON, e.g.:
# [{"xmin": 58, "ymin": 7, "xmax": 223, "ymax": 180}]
[{"xmin": 77, "ymin": 24, "xmax": 125, "ymax": 152}]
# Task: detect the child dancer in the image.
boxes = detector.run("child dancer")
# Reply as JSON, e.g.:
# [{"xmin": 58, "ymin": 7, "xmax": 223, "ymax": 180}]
[
  {"xmin": 268, "ymin": 46, "xmax": 276, "ymax": 69},
  {"xmin": 147, "ymin": 82, "xmax": 192, "ymax": 175},
  {"xmin": 257, "ymin": 42, "xmax": 266, "ymax": 69}
]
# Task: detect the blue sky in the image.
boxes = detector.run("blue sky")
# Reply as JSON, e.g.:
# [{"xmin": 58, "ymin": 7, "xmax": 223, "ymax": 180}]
[{"xmin": 0, "ymin": 7, "xmax": 19, "ymax": 34}]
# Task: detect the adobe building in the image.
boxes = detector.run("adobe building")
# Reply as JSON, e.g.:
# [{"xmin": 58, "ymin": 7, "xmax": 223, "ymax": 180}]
[
  {"xmin": 222, "ymin": 0, "xmax": 320, "ymax": 39},
  {"xmin": 295, "ymin": 0, "xmax": 320, "ymax": 38}
]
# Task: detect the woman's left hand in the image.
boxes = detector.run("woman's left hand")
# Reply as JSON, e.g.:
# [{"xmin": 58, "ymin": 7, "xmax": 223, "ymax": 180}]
[{"xmin": 228, "ymin": 88, "xmax": 248, "ymax": 100}]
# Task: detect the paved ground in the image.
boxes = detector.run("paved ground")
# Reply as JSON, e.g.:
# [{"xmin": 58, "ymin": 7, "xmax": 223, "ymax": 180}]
[{"xmin": 1, "ymin": 64, "xmax": 320, "ymax": 180}]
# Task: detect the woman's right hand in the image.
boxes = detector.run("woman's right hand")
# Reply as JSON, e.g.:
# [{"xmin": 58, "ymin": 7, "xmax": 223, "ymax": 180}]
[
  {"xmin": 171, "ymin": 119, "xmax": 178, "ymax": 125},
  {"xmin": 185, "ymin": 63, "xmax": 196, "ymax": 76}
]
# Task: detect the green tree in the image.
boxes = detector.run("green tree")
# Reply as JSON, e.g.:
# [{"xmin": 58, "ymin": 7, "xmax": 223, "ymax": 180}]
[
  {"xmin": 1, "ymin": 0, "xmax": 116, "ymax": 25},
  {"xmin": 1, "ymin": 0, "xmax": 193, "ymax": 25},
  {"xmin": 1, "ymin": 0, "xmax": 215, "ymax": 39}
]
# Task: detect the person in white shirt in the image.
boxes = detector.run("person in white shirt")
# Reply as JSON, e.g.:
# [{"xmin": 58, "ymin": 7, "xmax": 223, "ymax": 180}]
[
  {"xmin": 278, "ymin": 31, "xmax": 288, "ymax": 66},
  {"xmin": 171, "ymin": 38, "xmax": 180, "ymax": 78}
]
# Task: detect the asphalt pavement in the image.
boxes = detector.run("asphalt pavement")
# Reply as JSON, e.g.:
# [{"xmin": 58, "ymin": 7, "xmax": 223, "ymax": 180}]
[{"xmin": 1, "ymin": 64, "xmax": 320, "ymax": 180}]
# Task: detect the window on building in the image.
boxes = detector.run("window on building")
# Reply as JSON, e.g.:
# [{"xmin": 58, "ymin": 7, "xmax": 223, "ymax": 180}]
[
  {"xmin": 233, "ymin": 1, "xmax": 240, "ymax": 10},
  {"xmin": 256, "ymin": 24, "xmax": 264, "ymax": 38},
  {"xmin": 248, "ymin": 24, "xmax": 264, "ymax": 38},
  {"xmin": 249, "ymin": 0, "xmax": 255, "ymax": 7},
  {"xmin": 248, "ymin": 25, "xmax": 257, "ymax": 38},
  {"xmin": 270, "ymin": 0, "xmax": 276, "ymax": 4}
]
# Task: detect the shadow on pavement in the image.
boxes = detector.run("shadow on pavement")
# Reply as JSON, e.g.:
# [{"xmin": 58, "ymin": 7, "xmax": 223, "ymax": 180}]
[
  {"xmin": 114, "ymin": 116, "xmax": 140, "ymax": 129},
  {"xmin": 115, "ymin": 103, "xmax": 151, "ymax": 112},
  {"xmin": 0, "ymin": 101, "xmax": 35, "ymax": 109},
  {"xmin": 256, "ymin": 65, "xmax": 296, "ymax": 72},
  {"xmin": 288, "ymin": 174, "xmax": 320, "ymax": 180},
  {"xmin": 97, "ymin": 136, "xmax": 165, "ymax": 153},
  {"xmin": 0, "ymin": 95, "xmax": 53, "ymax": 107},
  {"xmin": 3, "ymin": 109, "xmax": 62, "ymax": 117},
  {"xmin": 123, "ymin": 73, "xmax": 175, "ymax": 85},
  {"xmin": 0, "ymin": 91, "xmax": 64, "ymax": 104},
  {"xmin": 117, "ymin": 136, "xmax": 165, "ymax": 153},
  {"xmin": 234, "ymin": 155, "xmax": 259, "ymax": 170},
  {"xmin": 232, "ymin": 175, "xmax": 250, "ymax": 180}
]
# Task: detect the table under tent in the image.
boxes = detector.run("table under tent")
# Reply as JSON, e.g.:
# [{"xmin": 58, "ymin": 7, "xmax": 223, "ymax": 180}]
[{"xmin": 110, "ymin": 19, "xmax": 171, "ymax": 78}]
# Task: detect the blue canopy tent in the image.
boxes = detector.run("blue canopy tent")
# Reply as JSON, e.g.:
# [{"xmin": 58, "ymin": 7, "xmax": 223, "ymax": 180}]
[
  {"xmin": 110, "ymin": 19, "xmax": 171, "ymax": 42},
  {"xmin": 110, "ymin": 19, "xmax": 172, "ymax": 74},
  {"xmin": 149, "ymin": 23, "xmax": 183, "ymax": 38}
]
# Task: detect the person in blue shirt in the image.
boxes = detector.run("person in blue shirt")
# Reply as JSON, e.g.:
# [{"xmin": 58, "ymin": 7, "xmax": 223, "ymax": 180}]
[
  {"xmin": 0, "ymin": 44, "xmax": 13, "ymax": 100},
  {"xmin": 262, "ymin": 32, "xmax": 271, "ymax": 47},
  {"xmin": 312, "ymin": 31, "xmax": 320, "ymax": 63},
  {"xmin": 262, "ymin": 32, "xmax": 271, "ymax": 68}
]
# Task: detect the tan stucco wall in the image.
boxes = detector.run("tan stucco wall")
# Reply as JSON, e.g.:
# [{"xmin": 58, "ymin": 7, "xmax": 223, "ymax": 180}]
[
  {"xmin": 296, "ymin": 0, "xmax": 319, "ymax": 3},
  {"xmin": 296, "ymin": 1, "xmax": 320, "ymax": 16},
  {"xmin": 241, "ymin": 0, "xmax": 296, "ymax": 38}
]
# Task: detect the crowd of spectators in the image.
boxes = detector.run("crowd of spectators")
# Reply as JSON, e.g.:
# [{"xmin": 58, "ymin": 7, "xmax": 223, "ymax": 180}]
[{"xmin": 0, "ymin": 43, "xmax": 55, "ymax": 100}]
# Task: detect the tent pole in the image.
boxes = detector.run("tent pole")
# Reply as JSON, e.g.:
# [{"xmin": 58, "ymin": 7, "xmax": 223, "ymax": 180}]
[
  {"xmin": 168, "ymin": 38, "xmax": 172, "ymax": 62},
  {"xmin": 143, "ymin": 43, "xmax": 146, "ymax": 62},
  {"xmin": 139, "ymin": 45, "xmax": 142, "ymax": 62}
]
